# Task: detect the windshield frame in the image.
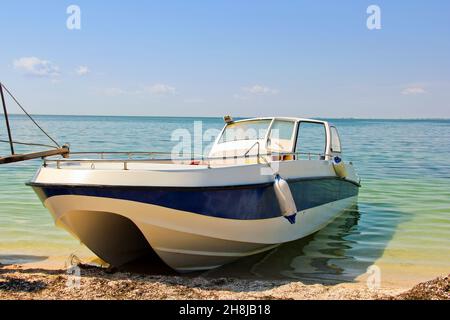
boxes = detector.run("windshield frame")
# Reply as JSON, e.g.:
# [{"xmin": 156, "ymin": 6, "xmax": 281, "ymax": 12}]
[
  {"xmin": 217, "ymin": 119, "xmax": 273, "ymax": 144},
  {"xmin": 266, "ymin": 119, "xmax": 297, "ymax": 153}
]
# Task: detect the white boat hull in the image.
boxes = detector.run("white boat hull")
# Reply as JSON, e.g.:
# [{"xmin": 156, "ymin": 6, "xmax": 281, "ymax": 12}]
[
  {"xmin": 43, "ymin": 194, "xmax": 358, "ymax": 272},
  {"xmin": 30, "ymin": 159, "xmax": 360, "ymax": 272}
]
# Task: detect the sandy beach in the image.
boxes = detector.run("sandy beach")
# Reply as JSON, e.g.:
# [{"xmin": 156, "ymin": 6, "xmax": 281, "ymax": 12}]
[{"xmin": 1, "ymin": 261, "xmax": 448, "ymax": 300}]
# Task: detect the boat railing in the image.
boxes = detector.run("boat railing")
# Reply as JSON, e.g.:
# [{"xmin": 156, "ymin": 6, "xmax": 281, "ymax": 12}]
[
  {"xmin": 68, "ymin": 151, "xmax": 177, "ymax": 159},
  {"xmin": 43, "ymin": 151, "xmax": 329, "ymax": 170},
  {"xmin": 243, "ymin": 141, "xmax": 261, "ymax": 158}
]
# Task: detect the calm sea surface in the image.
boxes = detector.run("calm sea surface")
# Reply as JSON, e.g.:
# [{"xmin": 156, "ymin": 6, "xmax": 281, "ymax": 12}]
[{"xmin": 1, "ymin": 115, "xmax": 449, "ymax": 287}]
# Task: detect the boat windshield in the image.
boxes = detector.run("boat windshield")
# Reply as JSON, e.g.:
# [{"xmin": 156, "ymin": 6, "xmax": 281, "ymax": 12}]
[
  {"xmin": 219, "ymin": 119, "xmax": 271, "ymax": 143},
  {"xmin": 267, "ymin": 120, "xmax": 296, "ymax": 152}
]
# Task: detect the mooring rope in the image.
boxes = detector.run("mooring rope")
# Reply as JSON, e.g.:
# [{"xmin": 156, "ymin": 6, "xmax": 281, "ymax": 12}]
[
  {"xmin": 0, "ymin": 83, "xmax": 60, "ymax": 148},
  {"xmin": 0, "ymin": 139, "xmax": 58, "ymax": 149}
]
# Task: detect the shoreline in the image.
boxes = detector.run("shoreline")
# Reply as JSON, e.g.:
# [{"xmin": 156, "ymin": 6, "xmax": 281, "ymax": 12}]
[{"xmin": 1, "ymin": 262, "xmax": 448, "ymax": 300}]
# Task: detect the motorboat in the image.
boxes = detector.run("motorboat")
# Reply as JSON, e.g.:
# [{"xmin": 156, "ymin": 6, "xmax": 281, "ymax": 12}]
[{"xmin": 27, "ymin": 116, "xmax": 360, "ymax": 272}]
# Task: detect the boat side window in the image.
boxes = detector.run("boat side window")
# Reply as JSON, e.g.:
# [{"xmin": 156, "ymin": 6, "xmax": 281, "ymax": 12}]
[
  {"xmin": 267, "ymin": 120, "xmax": 296, "ymax": 152},
  {"xmin": 295, "ymin": 122, "xmax": 326, "ymax": 159},
  {"xmin": 330, "ymin": 126, "xmax": 342, "ymax": 153},
  {"xmin": 219, "ymin": 119, "xmax": 271, "ymax": 143}
]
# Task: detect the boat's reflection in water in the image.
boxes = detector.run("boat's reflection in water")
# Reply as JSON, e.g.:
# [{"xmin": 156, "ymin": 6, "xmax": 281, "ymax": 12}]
[{"xmin": 202, "ymin": 205, "xmax": 364, "ymax": 284}]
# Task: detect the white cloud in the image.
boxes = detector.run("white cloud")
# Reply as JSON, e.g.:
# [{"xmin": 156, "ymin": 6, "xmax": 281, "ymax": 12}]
[
  {"xmin": 242, "ymin": 85, "xmax": 279, "ymax": 95},
  {"xmin": 145, "ymin": 83, "xmax": 176, "ymax": 95},
  {"xmin": 401, "ymin": 86, "xmax": 427, "ymax": 95},
  {"xmin": 75, "ymin": 66, "xmax": 90, "ymax": 76},
  {"xmin": 13, "ymin": 57, "xmax": 60, "ymax": 78}
]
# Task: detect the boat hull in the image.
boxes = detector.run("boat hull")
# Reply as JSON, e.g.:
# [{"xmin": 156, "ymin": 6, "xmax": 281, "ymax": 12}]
[
  {"xmin": 32, "ymin": 181, "xmax": 358, "ymax": 272},
  {"xmin": 29, "ymin": 160, "xmax": 360, "ymax": 272}
]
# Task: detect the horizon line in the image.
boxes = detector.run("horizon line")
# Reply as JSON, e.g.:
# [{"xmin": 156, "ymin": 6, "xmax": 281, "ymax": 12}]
[{"xmin": 3, "ymin": 113, "xmax": 450, "ymax": 121}]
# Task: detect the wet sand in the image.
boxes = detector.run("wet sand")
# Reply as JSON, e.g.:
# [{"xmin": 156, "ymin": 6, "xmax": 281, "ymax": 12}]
[{"xmin": 1, "ymin": 261, "xmax": 448, "ymax": 300}]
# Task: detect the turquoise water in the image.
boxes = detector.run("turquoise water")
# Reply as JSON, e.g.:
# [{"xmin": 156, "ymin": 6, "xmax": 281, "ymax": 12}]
[{"xmin": 1, "ymin": 115, "xmax": 449, "ymax": 287}]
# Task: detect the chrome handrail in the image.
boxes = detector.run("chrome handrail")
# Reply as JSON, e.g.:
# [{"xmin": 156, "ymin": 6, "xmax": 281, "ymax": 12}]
[
  {"xmin": 243, "ymin": 141, "xmax": 260, "ymax": 158},
  {"xmin": 69, "ymin": 150, "xmax": 326, "ymax": 158},
  {"xmin": 43, "ymin": 151, "xmax": 330, "ymax": 170}
]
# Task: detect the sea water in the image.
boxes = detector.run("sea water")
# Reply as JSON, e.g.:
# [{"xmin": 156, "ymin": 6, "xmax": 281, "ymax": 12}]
[{"xmin": 0, "ymin": 115, "xmax": 449, "ymax": 287}]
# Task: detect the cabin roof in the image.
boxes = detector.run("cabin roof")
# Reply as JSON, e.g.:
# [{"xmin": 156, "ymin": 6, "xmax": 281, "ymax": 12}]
[{"xmin": 233, "ymin": 116, "xmax": 328, "ymax": 125}]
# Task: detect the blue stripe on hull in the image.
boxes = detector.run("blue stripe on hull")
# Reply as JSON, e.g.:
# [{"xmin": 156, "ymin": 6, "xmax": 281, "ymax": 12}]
[{"xmin": 31, "ymin": 177, "xmax": 358, "ymax": 220}]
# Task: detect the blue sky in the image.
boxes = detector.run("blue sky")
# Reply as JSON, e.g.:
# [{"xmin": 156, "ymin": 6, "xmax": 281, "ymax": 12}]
[{"xmin": 0, "ymin": 1, "xmax": 449, "ymax": 118}]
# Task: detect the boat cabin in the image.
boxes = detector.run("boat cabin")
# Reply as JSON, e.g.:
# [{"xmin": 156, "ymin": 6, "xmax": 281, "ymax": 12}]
[
  {"xmin": 39, "ymin": 116, "xmax": 344, "ymax": 170},
  {"xmin": 209, "ymin": 117, "xmax": 342, "ymax": 162}
]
